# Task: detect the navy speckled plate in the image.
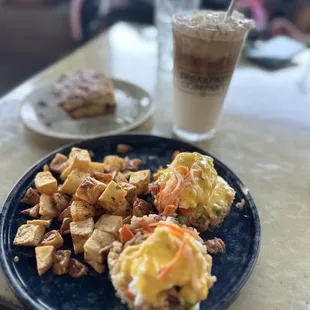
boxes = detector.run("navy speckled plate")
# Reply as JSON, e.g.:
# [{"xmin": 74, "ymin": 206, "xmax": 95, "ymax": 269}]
[{"xmin": 0, "ymin": 134, "xmax": 260, "ymax": 310}]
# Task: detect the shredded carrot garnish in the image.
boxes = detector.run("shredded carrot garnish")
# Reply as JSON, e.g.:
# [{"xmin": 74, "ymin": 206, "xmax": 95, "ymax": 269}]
[
  {"xmin": 179, "ymin": 208, "xmax": 193, "ymax": 216},
  {"xmin": 120, "ymin": 225, "xmax": 134, "ymax": 244},
  {"xmin": 149, "ymin": 222, "xmax": 197, "ymax": 237},
  {"xmin": 157, "ymin": 184, "xmax": 164, "ymax": 213},
  {"xmin": 157, "ymin": 236, "xmax": 187, "ymax": 280},
  {"xmin": 199, "ymin": 170, "xmax": 206, "ymax": 180},
  {"xmin": 144, "ymin": 233, "xmax": 153, "ymax": 238},
  {"xmin": 162, "ymin": 204, "xmax": 177, "ymax": 216},
  {"xmin": 125, "ymin": 289, "xmax": 135, "ymax": 301},
  {"xmin": 176, "ymin": 166, "xmax": 189, "ymax": 176},
  {"xmin": 139, "ymin": 219, "xmax": 152, "ymax": 232}
]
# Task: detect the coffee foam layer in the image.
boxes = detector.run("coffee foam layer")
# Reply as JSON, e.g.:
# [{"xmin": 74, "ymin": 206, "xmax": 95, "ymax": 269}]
[{"xmin": 173, "ymin": 10, "xmax": 255, "ymax": 40}]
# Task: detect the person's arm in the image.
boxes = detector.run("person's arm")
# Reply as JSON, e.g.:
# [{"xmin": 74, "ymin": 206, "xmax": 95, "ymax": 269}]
[
  {"xmin": 270, "ymin": 17, "xmax": 310, "ymax": 45},
  {"xmin": 69, "ymin": 0, "xmax": 84, "ymax": 43}
]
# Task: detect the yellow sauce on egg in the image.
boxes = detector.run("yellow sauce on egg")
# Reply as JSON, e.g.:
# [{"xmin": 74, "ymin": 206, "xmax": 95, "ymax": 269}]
[{"xmin": 119, "ymin": 226, "xmax": 214, "ymax": 306}]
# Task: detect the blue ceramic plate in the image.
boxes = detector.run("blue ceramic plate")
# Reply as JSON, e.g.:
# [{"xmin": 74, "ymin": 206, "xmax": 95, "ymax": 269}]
[{"xmin": 0, "ymin": 134, "xmax": 260, "ymax": 310}]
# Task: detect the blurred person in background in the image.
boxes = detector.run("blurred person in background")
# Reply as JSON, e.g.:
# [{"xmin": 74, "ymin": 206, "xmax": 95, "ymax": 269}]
[{"xmin": 203, "ymin": 0, "xmax": 310, "ymax": 44}]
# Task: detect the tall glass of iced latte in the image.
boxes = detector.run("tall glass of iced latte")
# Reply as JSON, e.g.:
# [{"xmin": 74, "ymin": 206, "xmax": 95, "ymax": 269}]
[{"xmin": 172, "ymin": 10, "xmax": 254, "ymax": 141}]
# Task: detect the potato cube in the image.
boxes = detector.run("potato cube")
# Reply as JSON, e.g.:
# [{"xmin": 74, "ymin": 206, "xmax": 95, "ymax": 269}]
[
  {"xmin": 70, "ymin": 200, "xmax": 95, "ymax": 222},
  {"xmin": 103, "ymin": 155, "xmax": 124, "ymax": 172},
  {"xmin": 40, "ymin": 230, "xmax": 64, "ymax": 249},
  {"xmin": 60, "ymin": 165, "xmax": 71, "ymax": 181},
  {"xmin": 52, "ymin": 193, "xmax": 70, "ymax": 212},
  {"xmin": 20, "ymin": 188, "xmax": 40, "ymax": 206},
  {"xmin": 119, "ymin": 182, "xmax": 137, "ymax": 204},
  {"xmin": 68, "ymin": 259, "xmax": 88, "ymax": 278},
  {"xmin": 114, "ymin": 172, "xmax": 127, "ymax": 183},
  {"xmin": 75, "ymin": 177, "xmax": 106, "ymax": 205},
  {"xmin": 133, "ymin": 198, "xmax": 153, "ymax": 217},
  {"xmin": 84, "ymin": 229, "xmax": 115, "ymax": 263},
  {"xmin": 35, "ymin": 171, "xmax": 58, "ymax": 195},
  {"xmin": 93, "ymin": 171, "xmax": 113, "ymax": 183},
  {"xmin": 70, "ymin": 149, "xmax": 91, "ymax": 172},
  {"xmin": 70, "ymin": 218, "xmax": 94, "ymax": 254},
  {"xmin": 53, "ymin": 250, "xmax": 71, "ymax": 275},
  {"xmin": 21, "ymin": 203, "xmax": 40, "ymax": 218},
  {"xmin": 59, "ymin": 169, "xmax": 90, "ymax": 196},
  {"xmin": 97, "ymin": 181, "xmax": 127, "ymax": 211},
  {"xmin": 91, "ymin": 162, "xmax": 106, "ymax": 173},
  {"xmin": 49, "ymin": 153, "xmax": 68, "ymax": 174},
  {"xmin": 27, "ymin": 219, "xmax": 52, "ymax": 228},
  {"xmin": 60, "ymin": 217, "xmax": 72, "ymax": 235},
  {"xmin": 70, "ymin": 217, "xmax": 94, "ymax": 236},
  {"xmin": 39, "ymin": 194, "xmax": 59, "ymax": 218},
  {"xmin": 58, "ymin": 206, "xmax": 71, "ymax": 222},
  {"xmin": 13, "ymin": 224, "xmax": 45, "ymax": 246},
  {"xmin": 113, "ymin": 200, "xmax": 132, "ymax": 219},
  {"xmin": 87, "ymin": 260, "xmax": 105, "ymax": 274},
  {"xmin": 95, "ymin": 214, "xmax": 123, "ymax": 238},
  {"xmin": 35, "ymin": 245, "xmax": 55, "ymax": 276},
  {"xmin": 129, "ymin": 170, "xmax": 150, "ymax": 195},
  {"xmin": 72, "ymin": 235, "xmax": 89, "ymax": 254}
]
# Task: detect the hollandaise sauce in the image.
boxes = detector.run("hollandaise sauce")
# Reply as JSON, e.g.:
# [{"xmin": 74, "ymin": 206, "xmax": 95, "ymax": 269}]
[
  {"xmin": 155, "ymin": 152, "xmax": 217, "ymax": 214},
  {"xmin": 118, "ymin": 223, "xmax": 215, "ymax": 307}
]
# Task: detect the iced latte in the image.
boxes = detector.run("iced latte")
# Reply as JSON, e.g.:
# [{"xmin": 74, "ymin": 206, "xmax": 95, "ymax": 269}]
[{"xmin": 172, "ymin": 10, "xmax": 254, "ymax": 141}]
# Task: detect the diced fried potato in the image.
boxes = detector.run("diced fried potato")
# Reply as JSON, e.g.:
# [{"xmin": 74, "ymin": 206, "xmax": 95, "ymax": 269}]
[
  {"xmin": 20, "ymin": 188, "xmax": 40, "ymax": 206},
  {"xmin": 40, "ymin": 230, "xmax": 64, "ymax": 249},
  {"xmin": 70, "ymin": 149, "xmax": 91, "ymax": 172},
  {"xmin": 114, "ymin": 172, "xmax": 127, "ymax": 183},
  {"xmin": 43, "ymin": 164, "xmax": 50, "ymax": 172},
  {"xmin": 70, "ymin": 218, "xmax": 94, "ymax": 253},
  {"xmin": 35, "ymin": 245, "xmax": 55, "ymax": 276},
  {"xmin": 59, "ymin": 169, "xmax": 90, "ymax": 196},
  {"xmin": 97, "ymin": 181, "xmax": 127, "ymax": 211},
  {"xmin": 113, "ymin": 200, "xmax": 132, "ymax": 219},
  {"xmin": 53, "ymin": 250, "xmax": 71, "ymax": 275},
  {"xmin": 52, "ymin": 193, "xmax": 70, "ymax": 212},
  {"xmin": 27, "ymin": 219, "xmax": 52, "ymax": 228},
  {"xmin": 60, "ymin": 165, "xmax": 71, "ymax": 181},
  {"xmin": 133, "ymin": 198, "xmax": 153, "ymax": 217},
  {"xmin": 60, "ymin": 217, "xmax": 72, "ymax": 235},
  {"xmin": 117, "ymin": 144, "xmax": 131, "ymax": 154},
  {"xmin": 75, "ymin": 177, "xmax": 106, "ymax": 205},
  {"xmin": 119, "ymin": 182, "xmax": 137, "ymax": 204},
  {"xmin": 95, "ymin": 214, "xmax": 122, "ymax": 238},
  {"xmin": 103, "ymin": 155, "xmax": 124, "ymax": 172},
  {"xmin": 70, "ymin": 217, "xmax": 94, "ymax": 236},
  {"xmin": 86, "ymin": 260, "xmax": 105, "ymax": 274},
  {"xmin": 49, "ymin": 153, "xmax": 68, "ymax": 174},
  {"xmin": 70, "ymin": 201, "xmax": 95, "ymax": 222},
  {"xmin": 13, "ymin": 224, "xmax": 45, "ymax": 246},
  {"xmin": 91, "ymin": 162, "xmax": 106, "ymax": 173},
  {"xmin": 35, "ymin": 171, "xmax": 58, "ymax": 195},
  {"xmin": 68, "ymin": 259, "xmax": 88, "ymax": 278},
  {"xmin": 39, "ymin": 194, "xmax": 59, "ymax": 219},
  {"xmin": 129, "ymin": 170, "xmax": 150, "ymax": 195},
  {"xmin": 92, "ymin": 171, "xmax": 113, "ymax": 183},
  {"xmin": 72, "ymin": 235, "xmax": 89, "ymax": 254},
  {"xmin": 84, "ymin": 229, "xmax": 115, "ymax": 263},
  {"xmin": 123, "ymin": 157, "xmax": 142, "ymax": 171},
  {"xmin": 21, "ymin": 203, "xmax": 40, "ymax": 218},
  {"xmin": 58, "ymin": 206, "xmax": 71, "ymax": 221},
  {"xmin": 123, "ymin": 171, "xmax": 134, "ymax": 180}
]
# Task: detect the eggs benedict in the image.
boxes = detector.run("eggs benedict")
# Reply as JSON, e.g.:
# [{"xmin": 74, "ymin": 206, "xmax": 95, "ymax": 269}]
[
  {"xmin": 108, "ymin": 220, "xmax": 216, "ymax": 310},
  {"xmin": 152, "ymin": 152, "xmax": 235, "ymax": 232}
]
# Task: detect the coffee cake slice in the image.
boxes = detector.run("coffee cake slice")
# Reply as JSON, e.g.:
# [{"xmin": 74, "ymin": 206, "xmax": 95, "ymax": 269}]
[{"xmin": 55, "ymin": 70, "xmax": 116, "ymax": 119}]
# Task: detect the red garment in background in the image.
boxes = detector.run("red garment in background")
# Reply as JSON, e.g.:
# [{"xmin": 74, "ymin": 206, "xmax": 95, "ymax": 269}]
[{"xmin": 236, "ymin": 0, "xmax": 267, "ymax": 30}]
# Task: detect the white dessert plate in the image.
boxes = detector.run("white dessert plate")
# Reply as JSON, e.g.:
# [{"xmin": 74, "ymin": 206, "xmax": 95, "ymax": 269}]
[{"xmin": 20, "ymin": 79, "xmax": 153, "ymax": 140}]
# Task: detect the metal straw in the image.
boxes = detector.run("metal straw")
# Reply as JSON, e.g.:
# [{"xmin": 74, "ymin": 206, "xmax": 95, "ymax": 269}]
[{"xmin": 225, "ymin": 0, "xmax": 236, "ymax": 20}]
